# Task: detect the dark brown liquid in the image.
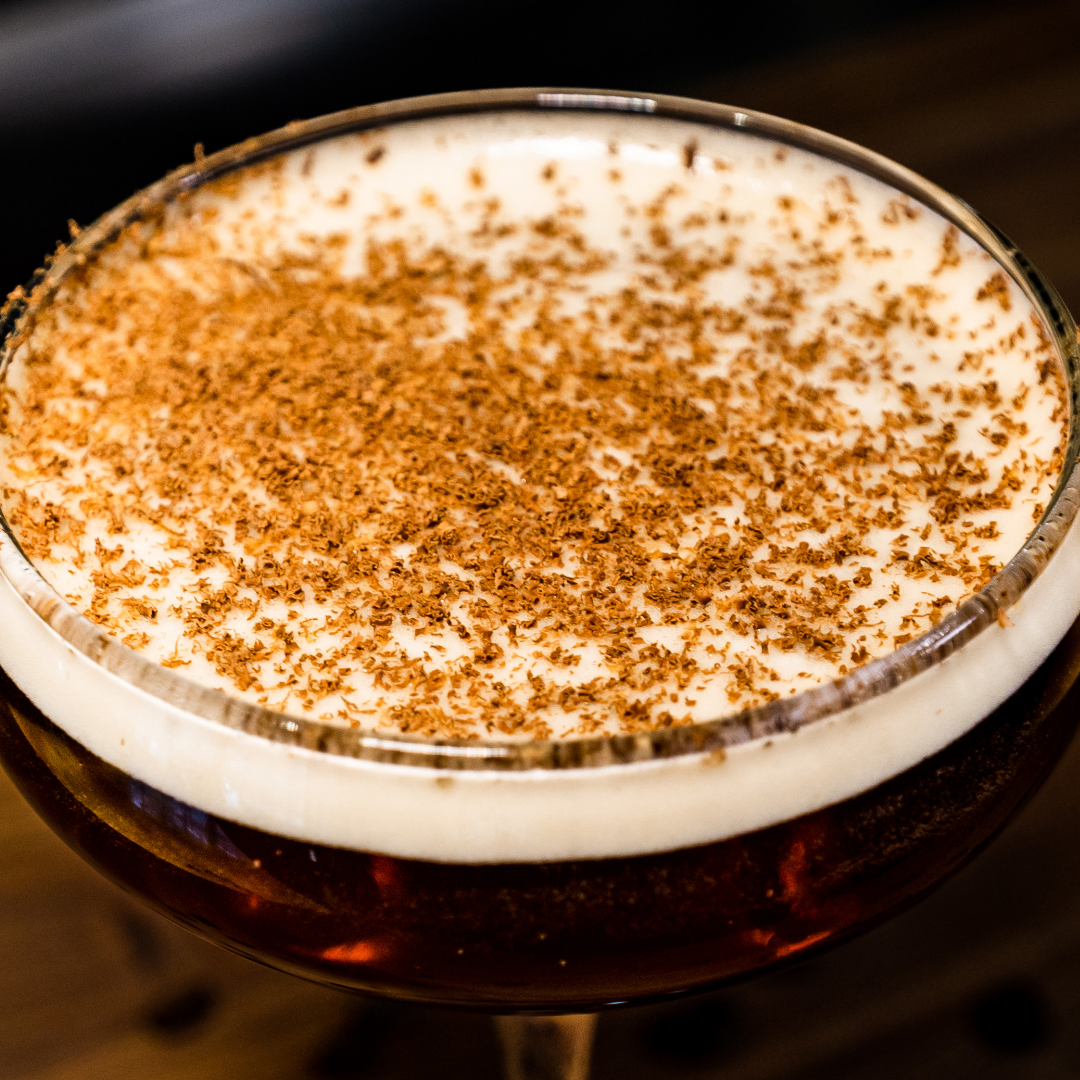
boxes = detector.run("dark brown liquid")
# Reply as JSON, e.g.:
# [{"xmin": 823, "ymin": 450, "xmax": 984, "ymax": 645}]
[{"xmin": 3, "ymin": 619, "xmax": 1080, "ymax": 1010}]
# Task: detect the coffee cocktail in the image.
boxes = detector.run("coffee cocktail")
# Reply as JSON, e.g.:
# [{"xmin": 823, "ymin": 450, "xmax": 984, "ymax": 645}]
[{"xmin": 1, "ymin": 91, "xmax": 1078, "ymax": 1012}]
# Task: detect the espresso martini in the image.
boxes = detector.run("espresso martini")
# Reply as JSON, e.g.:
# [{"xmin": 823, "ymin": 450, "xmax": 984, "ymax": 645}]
[{"xmin": 0, "ymin": 94, "xmax": 1078, "ymax": 1009}]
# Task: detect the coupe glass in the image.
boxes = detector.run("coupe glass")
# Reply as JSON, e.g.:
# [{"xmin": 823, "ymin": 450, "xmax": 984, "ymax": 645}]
[{"xmin": 2, "ymin": 89, "xmax": 1079, "ymax": 1080}]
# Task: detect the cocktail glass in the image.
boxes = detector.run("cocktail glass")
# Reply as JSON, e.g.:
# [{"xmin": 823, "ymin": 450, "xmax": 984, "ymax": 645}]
[{"xmin": 2, "ymin": 89, "xmax": 1079, "ymax": 1080}]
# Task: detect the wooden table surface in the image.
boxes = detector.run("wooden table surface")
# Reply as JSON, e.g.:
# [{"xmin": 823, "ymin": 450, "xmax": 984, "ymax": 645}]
[{"xmin": 4, "ymin": 1, "xmax": 1080, "ymax": 1077}]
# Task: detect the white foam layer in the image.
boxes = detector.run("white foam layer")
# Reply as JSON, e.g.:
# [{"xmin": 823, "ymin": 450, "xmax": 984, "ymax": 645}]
[
  {"xmin": 0, "ymin": 107, "xmax": 1077, "ymax": 862},
  {"xmin": 1, "ymin": 507, "xmax": 1078, "ymax": 862}
]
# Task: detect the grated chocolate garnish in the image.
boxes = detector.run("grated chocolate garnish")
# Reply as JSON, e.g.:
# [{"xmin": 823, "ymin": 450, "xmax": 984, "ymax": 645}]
[{"xmin": 0, "ymin": 151, "xmax": 1067, "ymax": 739}]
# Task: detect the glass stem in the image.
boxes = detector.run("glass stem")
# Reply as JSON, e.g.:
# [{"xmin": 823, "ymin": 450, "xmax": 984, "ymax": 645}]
[{"xmin": 494, "ymin": 1014, "xmax": 598, "ymax": 1080}]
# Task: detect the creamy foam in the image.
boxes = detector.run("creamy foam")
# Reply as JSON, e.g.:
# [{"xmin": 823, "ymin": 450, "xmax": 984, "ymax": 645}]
[{"xmin": 0, "ymin": 105, "xmax": 1076, "ymax": 862}]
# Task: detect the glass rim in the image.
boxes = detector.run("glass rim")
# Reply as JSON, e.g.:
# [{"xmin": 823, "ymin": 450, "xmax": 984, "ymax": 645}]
[{"xmin": 2, "ymin": 86, "xmax": 1078, "ymax": 772}]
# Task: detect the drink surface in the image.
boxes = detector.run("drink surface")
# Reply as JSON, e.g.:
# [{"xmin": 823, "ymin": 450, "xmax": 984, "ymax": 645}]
[
  {"xmin": 0, "ymin": 111, "xmax": 1067, "ymax": 736},
  {"xmin": 0, "ymin": 107, "xmax": 1077, "ymax": 862}
]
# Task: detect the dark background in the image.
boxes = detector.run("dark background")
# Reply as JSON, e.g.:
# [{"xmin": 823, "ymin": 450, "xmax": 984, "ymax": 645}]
[
  {"xmin": 4, "ymin": 0, "xmax": 1078, "ymax": 307},
  {"xmin": 3, "ymin": 1, "xmax": 1080, "ymax": 1077}
]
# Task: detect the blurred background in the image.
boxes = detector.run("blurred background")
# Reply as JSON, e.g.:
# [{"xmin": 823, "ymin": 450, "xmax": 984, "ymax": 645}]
[
  {"xmin": 3, "ymin": 0, "xmax": 1080, "ymax": 1076},
  {"xmin": 2, "ymin": 0, "xmax": 1079, "ymax": 309}
]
